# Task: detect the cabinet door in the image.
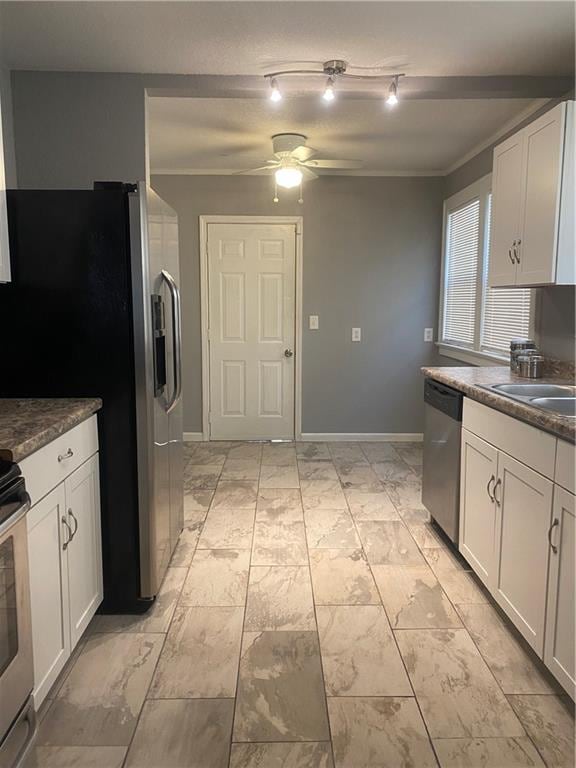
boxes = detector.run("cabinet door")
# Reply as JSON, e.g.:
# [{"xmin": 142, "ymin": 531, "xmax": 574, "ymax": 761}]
[
  {"xmin": 494, "ymin": 453, "xmax": 553, "ymax": 654},
  {"xmin": 488, "ymin": 132, "xmax": 523, "ymax": 287},
  {"xmin": 544, "ymin": 486, "xmax": 575, "ymax": 697},
  {"xmin": 459, "ymin": 429, "xmax": 498, "ymax": 589},
  {"xmin": 65, "ymin": 454, "xmax": 103, "ymax": 647},
  {"xmin": 27, "ymin": 484, "xmax": 70, "ymax": 707},
  {"xmin": 517, "ymin": 103, "xmax": 565, "ymax": 285}
]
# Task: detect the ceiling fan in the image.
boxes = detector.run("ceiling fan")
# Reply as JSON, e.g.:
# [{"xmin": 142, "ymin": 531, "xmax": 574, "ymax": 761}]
[{"xmin": 239, "ymin": 133, "xmax": 363, "ymax": 202}]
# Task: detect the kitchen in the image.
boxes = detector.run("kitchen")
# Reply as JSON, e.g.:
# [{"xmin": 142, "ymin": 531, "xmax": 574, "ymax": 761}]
[{"xmin": 0, "ymin": 2, "xmax": 574, "ymax": 767}]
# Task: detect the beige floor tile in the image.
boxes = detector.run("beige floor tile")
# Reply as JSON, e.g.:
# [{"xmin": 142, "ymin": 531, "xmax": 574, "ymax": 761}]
[
  {"xmin": 392, "ymin": 442, "xmax": 423, "ymax": 467},
  {"xmin": 180, "ymin": 549, "xmax": 250, "ymax": 606},
  {"xmin": 422, "ymin": 545, "xmax": 471, "ymax": 574},
  {"xmin": 309, "ymin": 548, "xmax": 380, "ymax": 605},
  {"xmin": 336, "ymin": 464, "xmax": 383, "ymax": 491},
  {"xmin": 384, "ymin": 477, "xmax": 425, "ymax": 510},
  {"xmin": 435, "ymin": 568, "xmax": 490, "ymax": 604},
  {"xmin": 296, "ymin": 442, "xmax": 332, "ymax": 461},
  {"xmin": 356, "ymin": 520, "xmax": 426, "ymax": 565},
  {"xmin": 124, "ymin": 699, "xmax": 234, "ymax": 768},
  {"xmin": 456, "ymin": 603, "xmax": 558, "ymax": 694},
  {"xmin": 89, "ymin": 567, "xmax": 186, "ymax": 634},
  {"xmin": 304, "ymin": 509, "xmax": 360, "ymax": 548},
  {"xmin": 344, "ymin": 489, "xmax": 399, "ymax": 521},
  {"xmin": 508, "ymin": 695, "xmax": 575, "ymax": 768},
  {"xmin": 328, "ymin": 697, "xmax": 437, "ymax": 768},
  {"xmin": 408, "ymin": 522, "xmax": 447, "ymax": 549},
  {"xmin": 329, "ymin": 443, "xmax": 368, "ymax": 465},
  {"xmin": 229, "ymin": 742, "xmax": 333, "ymax": 768},
  {"xmin": 261, "ymin": 444, "xmax": 297, "ymax": 466},
  {"xmin": 185, "ymin": 446, "xmax": 228, "ymax": 467},
  {"xmin": 297, "ymin": 460, "xmax": 339, "ymax": 481},
  {"xmin": 433, "ymin": 737, "xmax": 545, "ymax": 767},
  {"xmin": 373, "ymin": 564, "xmax": 462, "ymax": 629},
  {"xmin": 233, "ymin": 631, "xmax": 330, "ymax": 742},
  {"xmin": 259, "ymin": 464, "xmax": 300, "ymax": 488},
  {"xmin": 149, "ymin": 606, "xmax": 243, "ymax": 698},
  {"xmin": 221, "ymin": 458, "xmax": 261, "ymax": 480},
  {"xmin": 360, "ymin": 442, "xmax": 402, "ymax": 462},
  {"xmin": 38, "ymin": 633, "xmax": 163, "ymax": 746},
  {"xmin": 245, "ymin": 566, "xmax": 315, "ymax": 631},
  {"xmin": 211, "ymin": 481, "xmax": 258, "ymax": 510},
  {"xmin": 251, "ymin": 519, "xmax": 308, "ymax": 565},
  {"xmin": 183, "ymin": 464, "xmax": 222, "ymax": 490},
  {"xmin": 316, "ymin": 605, "xmax": 411, "ymax": 696},
  {"xmin": 301, "ymin": 480, "xmax": 347, "ymax": 509},
  {"xmin": 227, "ymin": 443, "xmax": 263, "ymax": 460},
  {"xmin": 395, "ymin": 628, "xmax": 525, "ymax": 738},
  {"xmin": 256, "ymin": 488, "xmax": 303, "ymax": 521},
  {"xmin": 197, "ymin": 508, "xmax": 255, "ymax": 549},
  {"xmin": 27, "ymin": 747, "xmax": 127, "ymax": 768},
  {"xmin": 398, "ymin": 506, "xmax": 432, "ymax": 525},
  {"xmin": 184, "ymin": 490, "xmax": 213, "ymax": 522},
  {"xmin": 372, "ymin": 459, "xmax": 416, "ymax": 483},
  {"xmin": 170, "ymin": 522, "xmax": 203, "ymax": 566}
]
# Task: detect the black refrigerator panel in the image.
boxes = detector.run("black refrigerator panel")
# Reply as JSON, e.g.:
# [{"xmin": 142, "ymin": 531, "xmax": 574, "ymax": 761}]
[{"xmin": 1, "ymin": 189, "xmax": 144, "ymax": 612}]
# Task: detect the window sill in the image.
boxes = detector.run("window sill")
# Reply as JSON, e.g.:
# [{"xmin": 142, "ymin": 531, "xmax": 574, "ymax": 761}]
[{"xmin": 437, "ymin": 343, "xmax": 509, "ymax": 368}]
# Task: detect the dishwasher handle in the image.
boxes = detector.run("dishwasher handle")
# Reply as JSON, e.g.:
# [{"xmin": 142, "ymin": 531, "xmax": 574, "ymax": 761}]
[{"xmin": 424, "ymin": 378, "xmax": 463, "ymax": 421}]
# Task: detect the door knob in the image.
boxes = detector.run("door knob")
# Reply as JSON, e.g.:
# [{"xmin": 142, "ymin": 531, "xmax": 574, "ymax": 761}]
[{"xmin": 284, "ymin": 348, "xmax": 294, "ymax": 358}]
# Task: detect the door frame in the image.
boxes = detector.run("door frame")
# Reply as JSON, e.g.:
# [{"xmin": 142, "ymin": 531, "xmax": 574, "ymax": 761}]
[{"xmin": 199, "ymin": 215, "xmax": 304, "ymax": 441}]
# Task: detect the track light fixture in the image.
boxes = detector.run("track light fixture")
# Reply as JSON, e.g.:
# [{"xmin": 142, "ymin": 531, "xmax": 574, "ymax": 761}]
[
  {"xmin": 264, "ymin": 61, "xmax": 404, "ymax": 107},
  {"xmin": 387, "ymin": 75, "xmax": 399, "ymax": 106}
]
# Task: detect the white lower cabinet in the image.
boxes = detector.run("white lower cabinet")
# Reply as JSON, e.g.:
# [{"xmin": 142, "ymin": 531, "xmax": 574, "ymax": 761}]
[
  {"xmin": 493, "ymin": 453, "xmax": 553, "ymax": 654},
  {"xmin": 544, "ymin": 486, "xmax": 575, "ymax": 696},
  {"xmin": 24, "ymin": 425, "xmax": 103, "ymax": 708},
  {"xmin": 460, "ymin": 399, "xmax": 574, "ymax": 696}
]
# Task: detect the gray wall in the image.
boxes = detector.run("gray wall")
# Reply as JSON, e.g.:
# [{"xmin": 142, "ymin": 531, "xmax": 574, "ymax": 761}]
[
  {"xmin": 444, "ymin": 98, "xmax": 576, "ymax": 362},
  {"xmin": 152, "ymin": 174, "xmax": 446, "ymax": 434},
  {"xmin": 0, "ymin": 68, "xmax": 17, "ymax": 187}
]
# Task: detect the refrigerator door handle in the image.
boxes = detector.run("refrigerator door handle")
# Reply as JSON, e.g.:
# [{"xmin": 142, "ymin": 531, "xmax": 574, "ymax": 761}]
[{"xmin": 161, "ymin": 269, "xmax": 182, "ymax": 414}]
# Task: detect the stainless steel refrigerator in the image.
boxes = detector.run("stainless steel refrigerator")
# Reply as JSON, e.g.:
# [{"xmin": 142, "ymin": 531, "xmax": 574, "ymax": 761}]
[{"xmin": 1, "ymin": 182, "xmax": 184, "ymax": 612}]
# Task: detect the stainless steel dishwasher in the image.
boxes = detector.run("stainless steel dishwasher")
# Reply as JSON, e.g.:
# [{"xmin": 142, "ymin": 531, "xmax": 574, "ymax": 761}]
[{"xmin": 422, "ymin": 378, "xmax": 463, "ymax": 545}]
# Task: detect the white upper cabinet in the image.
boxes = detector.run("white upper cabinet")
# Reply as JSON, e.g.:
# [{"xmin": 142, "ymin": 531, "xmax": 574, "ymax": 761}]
[
  {"xmin": 0, "ymin": 85, "xmax": 11, "ymax": 283},
  {"xmin": 489, "ymin": 101, "xmax": 575, "ymax": 288}
]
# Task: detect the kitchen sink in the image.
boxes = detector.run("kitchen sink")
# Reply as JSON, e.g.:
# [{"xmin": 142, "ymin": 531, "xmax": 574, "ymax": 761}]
[
  {"xmin": 530, "ymin": 397, "xmax": 576, "ymax": 417},
  {"xmin": 492, "ymin": 384, "xmax": 576, "ymax": 398},
  {"xmin": 488, "ymin": 383, "xmax": 576, "ymax": 417}
]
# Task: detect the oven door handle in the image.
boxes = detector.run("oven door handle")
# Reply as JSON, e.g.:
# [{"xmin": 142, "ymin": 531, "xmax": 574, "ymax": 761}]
[
  {"xmin": 0, "ymin": 493, "xmax": 31, "ymax": 538},
  {"xmin": 9, "ymin": 697, "xmax": 37, "ymax": 768}
]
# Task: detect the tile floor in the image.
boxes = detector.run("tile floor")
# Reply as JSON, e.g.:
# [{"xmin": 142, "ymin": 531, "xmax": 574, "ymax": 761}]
[{"xmin": 28, "ymin": 441, "xmax": 575, "ymax": 768}]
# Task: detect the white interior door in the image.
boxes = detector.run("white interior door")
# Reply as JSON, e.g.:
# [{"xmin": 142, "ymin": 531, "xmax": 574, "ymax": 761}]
[{"xmin": 207, "ymin": 222, "xmax": 296, "ymax": 440}]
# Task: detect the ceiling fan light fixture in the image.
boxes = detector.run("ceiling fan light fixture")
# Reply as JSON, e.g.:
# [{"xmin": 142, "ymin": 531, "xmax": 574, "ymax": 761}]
[
  {"xmin": 269, "ymin": 78, "xmax": 282, "ymax": 102},
  {"xmin": 387, "ymin": 76, "xmax": 399, "ymax": 106},
  {"xmin": 275, "ymin": 166, "xmax": 303, "ymax": 189},
  {"xmin": 323, "ymin": 76, "xmax": 336, "ymax": 102}
]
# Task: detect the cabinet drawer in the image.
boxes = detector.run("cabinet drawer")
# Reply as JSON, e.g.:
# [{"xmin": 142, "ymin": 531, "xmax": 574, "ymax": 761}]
[
  {"xmin": 463, "ymin": 399, "xmax": 556, "ymax": 480},
  {"xmin": 19, "ymin": 416, "xmax": 98, "ymax": 505},
  {"xmin": 555, "ymin": 440, "xmax": 575, "ymax": 495}
]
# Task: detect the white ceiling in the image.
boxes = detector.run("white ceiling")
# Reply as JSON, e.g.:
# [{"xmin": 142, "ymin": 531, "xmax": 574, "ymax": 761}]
[
  {"xmin": 0, "ymin": 2, "xmax": 574, "ymax": 77},
  {"xmin": 148, "ymin": 95, "xmax": 538, "ymax": 175}
]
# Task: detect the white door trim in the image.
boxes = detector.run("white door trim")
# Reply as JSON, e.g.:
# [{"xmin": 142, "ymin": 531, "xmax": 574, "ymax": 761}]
[{"xmin": 199, "ymin": 215, "xmax": 303, "ymax": 441}]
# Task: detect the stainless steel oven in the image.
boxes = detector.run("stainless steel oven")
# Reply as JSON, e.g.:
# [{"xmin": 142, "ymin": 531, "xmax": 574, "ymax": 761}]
[{"xmin": 0, "ymin": 461, "xmax": 36, "ymax": 768}]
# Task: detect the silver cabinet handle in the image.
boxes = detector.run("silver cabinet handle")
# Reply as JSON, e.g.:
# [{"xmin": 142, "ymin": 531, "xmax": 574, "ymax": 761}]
[
  {"xmin": 284, "ymin": 348, "xmax": 294, "ymax": 358},
  {"xmin": 508, "ymin": 248, "xmax": 515, "ymax": 265},
  {"xmin": 68, "ymin": 508, "xmax": 78, "ymax": 541},
  {"xmin": 493, "ymin": 478, "xmax": 502, "ymax": 506},
  {"xmin": 548, "ymin": 518, "xmax": 559, "ymax": 554},
  {"xmin": 487, "ymin": 475, "xmax": 496, "ymax": 502},
  {"xmin": 161, "ymin": 269, "xmax": 182, "ymax": 414},
  {"xmin": 513, "ymin": 238, "xmax": 521, "ymax": 264},
  {"xmin": 58, "ymin": 448, "xmax": 74, "ymax": 462},
  {"xmin": 62, "ymin": 516, "xmax": 72, "ymax": 550}
]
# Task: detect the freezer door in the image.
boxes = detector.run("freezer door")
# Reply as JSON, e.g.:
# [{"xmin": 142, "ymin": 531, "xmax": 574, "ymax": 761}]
[{"xmin": 134, "ymin": 184, "xmax": 183, "ymax": 598}]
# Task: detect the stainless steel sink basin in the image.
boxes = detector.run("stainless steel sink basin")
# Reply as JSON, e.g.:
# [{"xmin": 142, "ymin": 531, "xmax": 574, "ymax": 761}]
[
  {"xmin": 492, "ymin": 384, "xmax": 576, "ymax": 398},
  {"xmin": 530, "ymin": 398, "xmax": 576, "ymax": 417}
]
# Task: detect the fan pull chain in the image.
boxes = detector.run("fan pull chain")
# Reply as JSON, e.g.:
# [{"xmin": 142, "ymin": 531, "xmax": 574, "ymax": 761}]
[
  {"xmin": 273, "ymin": 179, "xmax": 279, "ymax": 203},
  {"xmin": 298, "ymin": 181, "xmax": 304, "ymax": 204}
]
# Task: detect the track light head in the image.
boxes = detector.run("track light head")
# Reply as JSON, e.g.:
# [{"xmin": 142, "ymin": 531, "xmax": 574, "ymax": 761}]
[
  {"xmin": 323, "ymin": 77, "xmax": 336, "ymax": 102},
  {"xmin": 386, "ymin": 76, "xmax": 399, "ymax": 106},
  {"xmin": 269, "ymin": 78, "xmax": 282, "ymax": 102}
]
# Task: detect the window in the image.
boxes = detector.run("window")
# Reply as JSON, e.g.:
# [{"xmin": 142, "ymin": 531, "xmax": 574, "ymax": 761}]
[{"xmin": 439, "ymin": 175, "xmax": 533, "ymax": 364}]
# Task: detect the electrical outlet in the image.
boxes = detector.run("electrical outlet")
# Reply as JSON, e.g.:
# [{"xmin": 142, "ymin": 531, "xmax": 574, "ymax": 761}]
[
  {"xmin": 309, "ymin": 315, "xmax": 319, "ymax": 330},
  {"xmin": 424, "ymin": 328, "xmax": 434, "ymax": 342},
  {"xmin": 352, "ymin": 327, "xmax": 362, "ymax": 342}
]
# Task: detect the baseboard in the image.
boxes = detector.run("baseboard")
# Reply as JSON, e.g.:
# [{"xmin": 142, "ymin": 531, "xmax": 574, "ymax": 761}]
[
  {"xmin": 183, "ymin": 432, "xmax": 205, "ymax": 442},
  {"xmin": 300, "ymin": 433, "xmax": 423, "ymax": 442}
]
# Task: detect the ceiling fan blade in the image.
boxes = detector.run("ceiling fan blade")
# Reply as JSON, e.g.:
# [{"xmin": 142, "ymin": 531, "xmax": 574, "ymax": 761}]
[
  {"xmin": 300, "ymin": 166, "xmax": 319, "ymax": 181},
  {"xmin": 292, "ymin": 145, "xmax": 318, "ymax": 162},
  {"xmin": 305, "ymin": 159, "xmax": 363, "ymax": 169},
  {"xmin": 232, "ymin": 165, "xmax": 276, "ymax": 175}
]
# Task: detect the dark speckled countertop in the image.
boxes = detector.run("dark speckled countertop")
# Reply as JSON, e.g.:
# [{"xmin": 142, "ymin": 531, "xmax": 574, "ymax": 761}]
[
  {"xmin": 0, "ymin": 398, "xmax": 102, "ymax": 462},
  {"xmin": 422, "ymin": 366, "xmax": 575, "ymax": 444}
]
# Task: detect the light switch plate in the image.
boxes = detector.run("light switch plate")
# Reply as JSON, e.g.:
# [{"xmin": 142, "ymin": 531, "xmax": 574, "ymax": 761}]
[
  {"xmin": 352, "ymin": 327, "xmax": 362, "ymax": 342},
  {"xmin": 309, "ymin": 315, "xmax": 319, "ymax": 330},
  {"xmin": 424, "ymin": 327, "xmax": 434, "ymax": 342}
]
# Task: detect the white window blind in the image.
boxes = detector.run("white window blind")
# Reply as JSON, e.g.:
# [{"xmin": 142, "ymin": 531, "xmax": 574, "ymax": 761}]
[
  {"xmin": 481, "ymin": 194, "xmax": 532, "ymax": 354},
  {"xmin": 442, "ymin": 199, "xmax": 480, "ymax": 347}
]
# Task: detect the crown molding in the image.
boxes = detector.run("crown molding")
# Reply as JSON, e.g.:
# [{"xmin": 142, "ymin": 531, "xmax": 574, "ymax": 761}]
[{"xmin": 150, "ymin": 168, "xmax": 444, "ymax": 177}]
